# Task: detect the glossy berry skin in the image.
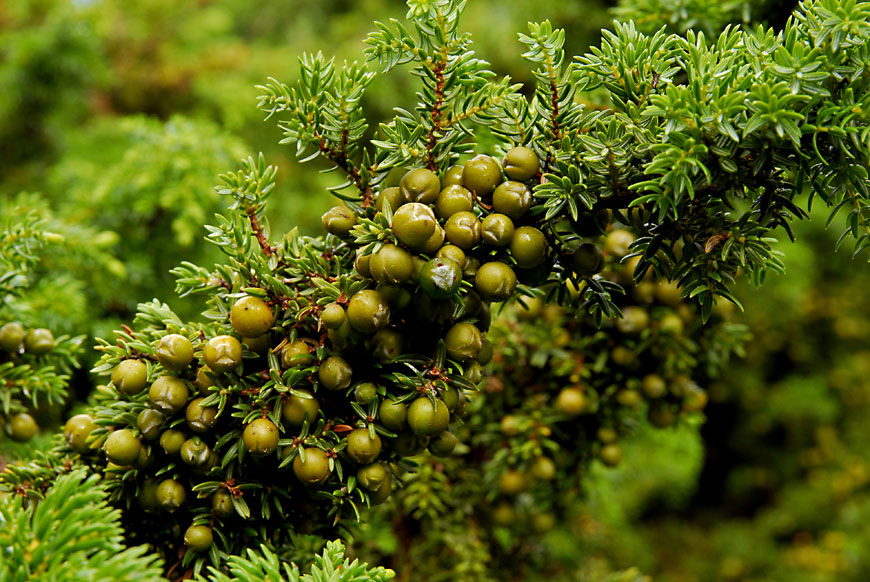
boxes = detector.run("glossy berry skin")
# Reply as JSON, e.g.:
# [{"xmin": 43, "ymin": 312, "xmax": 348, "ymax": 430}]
[
  {"xmin": 156, "ymin": 479, "xmax": 186, "ymax": 512},
  {"xmin": 357, "ymin": 463, "xmax": 389, "ymax": 491},
  {"xmin": 230, "ymin": 296, "xmax": 273, "ymax": 338},
  {"xmin": 136, "ymin": 409, "xmax": 165, "ymax": 441},
  {"xmin": 155, "ymin": 334, "xmax": 194, "ymax": 371},
  {"xmin": 369, "ymin": 329, "xmax": 403, "ymax": 361},
  {"xmin": 556, "ymin": 387, "xmax": 587, "ymax": 416},
  {"xmin": 378, "ymin": 399, "xmax": 408, "ymax": 432},
  {"xmin": 64, "ymin": 414, "xmax": 97, "ymax": 452},
  {"xmin": 462, "ymin": 154, "xmax": 502, "ymax": 195},
  {"xmin": 184, "ymin": 525, "xmax": 213, "ymax": 553},
  {"xmin": 407, "ymin": 397, "xmax": 450, "ymax": 437},
  {"xmin": 502, "ymin": 146, "xmax": 540, "ymax": 181},
  {"xmin": 0, "ymin": 322, "xmax": 25, "ymax": 352},
  {"xmin": 149, "ymin": 376, "xmax": 190, "ymax": 414},
  {"xmin": 392, "ymin": 202, "xmax": 437, "ymax": 250},
  {"xmin": 160, "ymin": 429, "xmax": 186, "ymax": 455},
  {"xmin": 281, "ymin": 340, "xmax": 315, "ymax": 369},
  {"xmin": 444, "ymin": 211, "xmax": 481, "ymax": 250},
  {"xmin": 355, "ymin": 249, "xmax": 372, "ymax": 277},
  {"xmin": 211, "ymin": 490, "xmax": 234, "ymax": 517},
  {"xmin": 474, "ymin": 262, "xmax": 517, "ymax": 302},
  {"xmin": 9, "ymin": 412, "xmax": 38, "ymax": 442},
  {"xmin": 322, "ymin": 205, "xmax": 357, "ymax": 236},
  {"xmin": 510, "ymin": 226, "xmax": 548, "ymax": 269},
  {"xmin": 138, "ymin": 479, "xmax": 160, "ymax": 512},
  {"xmin": 428, "ymin": 431, "xmax": 457, "ymax": 457},
  {"xmin": 435, "ymin": 244, "xmax": 466, "ymax": 268},
  {"xmin": 293, "ymin": 447, "xmax": 332, "ymax": 486},
  {"xmin": 346, "ymin": 428, "xmax": 382, "ymax": 464},
  {"xmin": 186, "ymin": 398, "xmax": 218, "ymax": 433},
  {"xmin": 204, "ymin": 335, "xmax": 243, "ymax": 374},
  {"xmin": 194, "ymin": 366, "xmax": 216, "ymax": 395},
  {"xmin": 104, "ymin": 428, "xmax": 141, "ymax": 465},
  {"xmin": 419, "ymin": 224, "xmax": 445, "ymax": 255},
  {"xmin": 367, "ymin": 475, "xmax": 392, "ymax": 505},
  {"xmin": 321, "ymin": 303, "xmax": 346, "ymax": 330},
  {"xmin": 370, "ymin": 244, "xmax": 413, "ymax": 286},
  {"xmin": 443, "ymin": 165, "xmax": 465, "ymax": 187},
  {"xmin": 347, "ymin": 289, "xmax": 391, "ymax": 333},
  {"xmin": 354, "ymin": 382, "xmax": 379, "ymax": 403},
  {"xmin": 243, "ymin": 418, "xmax": 279, "ymax": 456},
  {"xmin": 492, "ymin": 181, "xmax": 533, "ymax": 220},
  {"xmin": 419, "ymin": 258, "xmax": 463, "ymax": 300},
  {"xmin": 180, "ymin": 438, "xmax": 211, "ymax": 467},
  {"xmin": 282, "ymin": 390, "xmax": 320, "ymax": 426},
  {"xmin": 571, "ymin": 243, "xmax": 605, "ymax": 276},
  {"xmin": 481, "ymin": 213, "xmax": 515, "ymax": 247},
  {"xmin": 434, "ymin": 185, "xmax": 474, "ymax": 219},
  {"xmin": 444, "ymin": 322, "xmax": 483, "ymax": 362},
  {"xmin": 24, "ymin": 328, "xmax": 54, "ymax": 356},
  {"xmin": 375, "ymin": 186, "xmax": 405, "ymax": 213},
  {"xmin": 318, "ymin": 356, "xmax": 352, "ymax": 391},
  {"xmin": 399, "ymin": 168, "xmax": 441, "ymax": 204},
  {"xmin": 112, "ymin": 360, "xmax": 148, "ymax": 395}
]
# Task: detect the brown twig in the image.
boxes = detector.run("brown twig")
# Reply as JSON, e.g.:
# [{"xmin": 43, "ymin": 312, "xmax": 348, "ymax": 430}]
[{"xmin": 246, "ymin": 208, "xmax": 276, "ymax": 257}]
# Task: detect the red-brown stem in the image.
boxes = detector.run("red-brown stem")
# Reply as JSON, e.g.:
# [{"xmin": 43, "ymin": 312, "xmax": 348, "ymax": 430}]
[
  {"xmin": 246, "ymin": 208, "xmax": 276, "ymax": 257},
  {"xmin": 425, "ymin": 59, "xmax": 447, "ymax": 172}
]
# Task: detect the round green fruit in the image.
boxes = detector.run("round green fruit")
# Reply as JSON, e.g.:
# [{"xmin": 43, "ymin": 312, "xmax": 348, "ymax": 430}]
[
  {"xmin": 354, "ymin": 382, "xmax": 379, "ymax": 404},
  {"xmin": 531, "ymin": 456, "xmax": 556, "ymax": 480},
  {"xmin": 347, "ymin": 289, "xmax": 390, "ymax": 333},
  {"xmin": 184, "ymin": 525, "xmax": 213, "ymax": 553},
  {"xmin": 392, "ymin": 202, "xmax": 437, "ymax": 250},
  {"xmin": 443, "ymin": 165, "xmax": 465, "ymax": 187},
  {"xmin": 155, "ymin": 334, "xmax": 194, "ymax": 371},
  {"xmin": 322, "ymin": 206, "xmax": 357, "ymax": 237},
  {"xmin": 492, "ymin": 181, "xmax": 534, "ymax": 220},
  {"xmin": 281, "ymin": 339, "xmax": 315, "ymax": 369},
  {"xmin": 617, "ymin": 306, "xmax": 650, "ymax": 334},
  {"xmin": 400, "ymin": 168, "xmax": 441, "ymax": 204},
  {"xmin": 502, "ymin": 146, "xmax": 540, "ymax": 181},
  {"xmin": 368, "ymin": 474, "xmax": 393, "ymax": 505},
  {"xmin": 138, "ymin": 479, "xmax": 160, "ymax": 512},
  {"xmin": 104, "ymin": 428, "xmax": 141, "ymax": 466},
  {"xmin": 407, "ymin": 397, "xmax": 450, "ymax": 437},
  {"xmin": 641, "ymin": 374, "xmax": 667, "ymax": 399},
  {"xmin": 230, "ymin": 296, "xmax": 274, "ymax": 338},
  {"xmin": 211, "ymin": 490, "xmax": 234, "ymax": 517},
  {"xmin": 195, "ymin": 366, "xmax": 217, "ymax": 394},
  {"xmin": 571, "ymin": 243, "xmax": 604, "ymax": 276},
  {"xmin": 112, "ymin": 359, "xmax": 148, "ymax": 395},
  {"xmin": 149, "ymin": 376, "xmax": 190, "ymax": 414},
  {"xmin": 600, "ymin": 443, "xmax": 623, "ymax": 467},
  {"xmin": 462, "ymin": 154, "xmax": 502, "ymax": 195},
  {"xmin": 498, "ymin": 470, "xmax": 528, "ymax": 496},
  {"xmin": 481, "ymin": 213, "xmax": 515, "ymax": 247},
  {"xmin": 0, "ymin": 322, "xmax": 25, "ymax": 352},
  {"xmin": 318, "ymin": 356, "xmax": 352, "ymax": 391},
  {"xmin": 136, "ymin": 409, "xmax": 165, "ymax": 441},
  {"xmin": 436, "ymin": 244, "xmax": 466, "ymax": 268},
  {"xmin": 282, "ymin": 390, "xmax": 320, "ymax": 426},
  {"xmin": 444, "ymin": 322, "xmax": 483, "ymax": 362},
  {"xmin": 204, "ymin": 335, "xmax": 243, "ymax": 374},
  {"xmin": 556, "ymin": 387, "xmax": 587, "ymax": 416},
  {"xmin": 186, "ymin": 398, "xmax": 218, "ymax": 433},
  {"xmin": 475, "ymin": 262, "xmax": 517, "ymax": 302},
  {"xmin": 180, "ymin": 438, "xmax": 211, "ymax": 467},
  {"xmin": 357, "ymin": 463, "xmax": 389, "ymax": 491},
  {"xmin": 510, "ymin": 226, "xmax": 548, "ymax": 269},
  {"xmin": 369, "ymin": 329, "xmax": 404, "ymax": 361},
  {"xmin": 156, "ymin": 479, "xmax": 186, "ymax": 512},
  {"xmin": 378, "ymin": 399, "xmax": 408, "ymax": 432},
  {"xmin": 9, "ymin": 412, "xmax": 38, "ymax": 442},
  {"xmin": 419, "ymin": 258, "xmax": 463, "ymax": 299},
  {"xmin": 428, "ymin": 431, "xmax": 457, "ymax": 457},
  {"xmin": 243, "ymin": 418, "xmax": 279, "ymax": 456},
  {"xmin": 375, "ymin": 186, "xmax": 405, "ymax": 213},
  {"xmin": 160, "ymin": 429, "xmax": 187, "ymax": 456},
  {"xmin": 24, "ymin": 328, "xmax": 54, "ymax": 356},
  {"xmin": 605, "ymin": 229, "xmax": 635, "ymax": 257},
  {"xmin": 444, "ymin": 211, "xmax": 481, "ymax": 250},
  {"xmin": 419, "ymin": 224, "xmax": 445, "ymax": 255},
  {"xmin": 321, "ymin": 302, "xmax": 346, "ymax": 330},
  {"xmin": 293, "ymin": 447, "xmax": 332, "ymax": 486},
  {"xmin": 346, "ymin": 428, "xmax": 382, "ymax": 464},
  {"xmin": 434, "ymin": 184, "xmax": 474, "ymax": 219},
  {"xmin": 64, "ymin": 414, "xmax": 97, "ymax": 452},
  {"xmin": 370, "ymin": 244, "xmax": 413, "ymax": 286}
]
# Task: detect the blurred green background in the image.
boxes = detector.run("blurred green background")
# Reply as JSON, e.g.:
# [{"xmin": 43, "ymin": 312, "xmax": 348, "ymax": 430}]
[{"xmin": 3, "ymin": 0, "xmax": 869, "ymax": 580}]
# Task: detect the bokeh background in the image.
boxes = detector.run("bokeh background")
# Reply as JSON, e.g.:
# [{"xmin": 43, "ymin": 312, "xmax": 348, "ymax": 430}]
[{"xmin": 3, "ymin": 0, "xmax": 869, "ymax": 580}]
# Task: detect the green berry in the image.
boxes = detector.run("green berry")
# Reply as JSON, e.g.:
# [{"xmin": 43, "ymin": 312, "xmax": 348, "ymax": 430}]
[
  {"xmin": 443, "ymin": 165, "xmax": 465, "ymax": 187},
  {"xmin": 149, "ymin": 376, "xmax": 190, "ymax": 414},
  {"xmin": 112, "ymin": 360, "xmax": 148, "ymax": 395},
  {"xmin": 481, "ymin": 213, "xmax": 515, "ymax": 247},
  {"xmin": 498, "ymin": 469, "xmax": 529, "ymax": 495},
  {"xmin": 354, "ymin": 382, "xmax": 379, "ymax": 403},
  {"xmin": 281, "ymin": 340, "xmax": 315, "ymax": 369},
  {"xmin": 318, "ymin": 356, "xmax": 352, "ymax": 391},
  {"xmin": 571, "ymin": 243, "xmax": 604, "ymax": 276},
  {"xmin": 321, "ymin": 303, "xmax": 346, "ymax": 330},
  {"xmin": 186, "ymin": 398, "xmax": 218, "ymax": 433},
  {"xmin": 462, "ymin": 154, "xmax": 502, "ymax": 196},
  {"xmin": 156, "ymin": 479, "xmax": 186, "ymax": 512},
  {"xmin": 378, "ymin": 398, "xmax": 408, "ymax": 432},
  {"xmin": 502, "ymin": 146, "xmax": 540, "ymax": 181},
  {"xmin": 138, "ymin": 479, "xmax": 160, "ymax": 512},
  {"xmin": 419, "ymin": 258, "xmax": 463, "ymax": 300},
  {"xmin": 389, "ymin": 430, "xmax": 424, "ymax": 456},
  {"xmin": 0, "ymin": 322, "xmax": 25, "ymax": 352},
  {"xmin": 211, "ymin": 490, "xmax": 234, "ymax": 517},
  {"xmin": 347, "ymin": 289, "xmax": 390, "ymax": 333},
  {"xmin": 556, "ymin": 387, "xmax": 587, "ymax": 416},
  {"xmin": 195, "ymin": 366, "xmax": 217, "ymax": 394},
  {"xmin": 9, "ymin": 412, "xmax": 38, "ymax": 442},
  {"xmin": 510, "ymin": 226, "xmax": 548, "ymax": 269},
  {"xmin": 136, "ymin": 409, "xmax": 165, "ymax": 441},
  {"xmin": 419, "ymin": 224, "xmax": 446, "ymax": 255},
  {"xmin": 204, "ymin": 335, "xmax": 243, "ymax": 374},
  {"xmin": 230, "ymin": 295, "xmax": 274, "ymax": 338},
  {"xmin": 24, "ymin": 328, "xmax": 54, "ymax": 356},
  {"xmin": 357, "ymin": 463, "xmax": 389, "ymax": 491},
  {"xmin": 368, "ymin": 475, "xmax": 393, "ymax": 505},
  {"xmin": 355, "ymin": 249, "xmax": 372, "ymax": 277},
  {"xmin": 370, "ymin": 244, "xmax": 413, "ymax": 286},
  {"xmin": 399, "ymin": 168, "xmax": 441, "ymax": 204},
  {"xmin": 605, "ymin": 229, "xmax": 635, "ymax": 257},
  {"xmin": 374, "ymin": 186, "xmax": 405, "ymax": 213},
  {"xmin": 64, "ymin": 414, "xmax": 96, "ymax": 452},
  {"xmin": 243, "ymin": 334, "xmax": 270, "ymax": 355},
  {"xmin": 160, "ymin": 429, "xmax": 187, "ymax": 455},
  {"xmin": 293, "ymin": 447, "xmax": 332, "ymax": 486},
  {"xmin": 617, "ymin": 306, "xmax": 649, "ymax": 334},
  {"xmin": 428, "ymin": 431, "xmax": 457, "ymax": 457},
  {"xmin": 435, "ymin": 244, "xmax": 466, "ymax": 268},
  {"xmin": 392, "ymin": 202, "xmax": 437, "ymax": 250},
  {"xmin": 641, "ymin": 374, "xmax": 667, "ymax": 399},
  {"xmin": 180, "ymin": 438, "xmax": 211, "ymax": 467},
  {"xmin": 531, "ymin": 456, "xmax": 556, "ymax": 480},
  {"xmin": 407, "ymin": 397, "xmax": 450, "ymax": 437},
  {"xmin": 243, "ymin": 418, "xmax": 279, "ymax": 455},
  {"xmin": 322, "ymin": 206, "xmax": 357, "ymax": 237},
  {"xmin": 368, "ymin": 329, "xmax": 404, "ymax": 361},
  {"xmin": 282, "ymin": 390, "xmax": 321, "ymax": 426},
  {"xmin": 444, "ymin": 211, "xmax": 481, "ymax": 250},
  {"xmin": 474, "ymin": 262, "xmax": 517, "ymax": 302},
  {"xmin": 600, "ymin": 443, "xmax": 623, "ymax": 467},
  {"xmin": 155, "ymin": 334, "xmax": 194, "ymax": 371},
  {"xmin": 444, "ymin": 322, "xmax": 483, "ymax": 362},
  {"xmin": 434, "ymin": 184, "xmax": 474, "ymax": 219},
  {"xmin": 346, "ymin": 428, "xmax": 382, "ymax": 464},
  {"xmin": 492, "ymin": 181, "xmax": 533, "ymax": 220},
  {"xmin": 104, "ymin": 428, "xmax": 141, "ymax": 465},
  {"xmin": 184, "ymin": 525, "xmax": 213, "ymax": 553}
]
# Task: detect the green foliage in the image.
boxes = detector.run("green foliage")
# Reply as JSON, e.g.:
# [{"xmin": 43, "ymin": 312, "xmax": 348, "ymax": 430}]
[{"xmin": 0, "ymin": 469, "xmax": 164, "ymax": 582}]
